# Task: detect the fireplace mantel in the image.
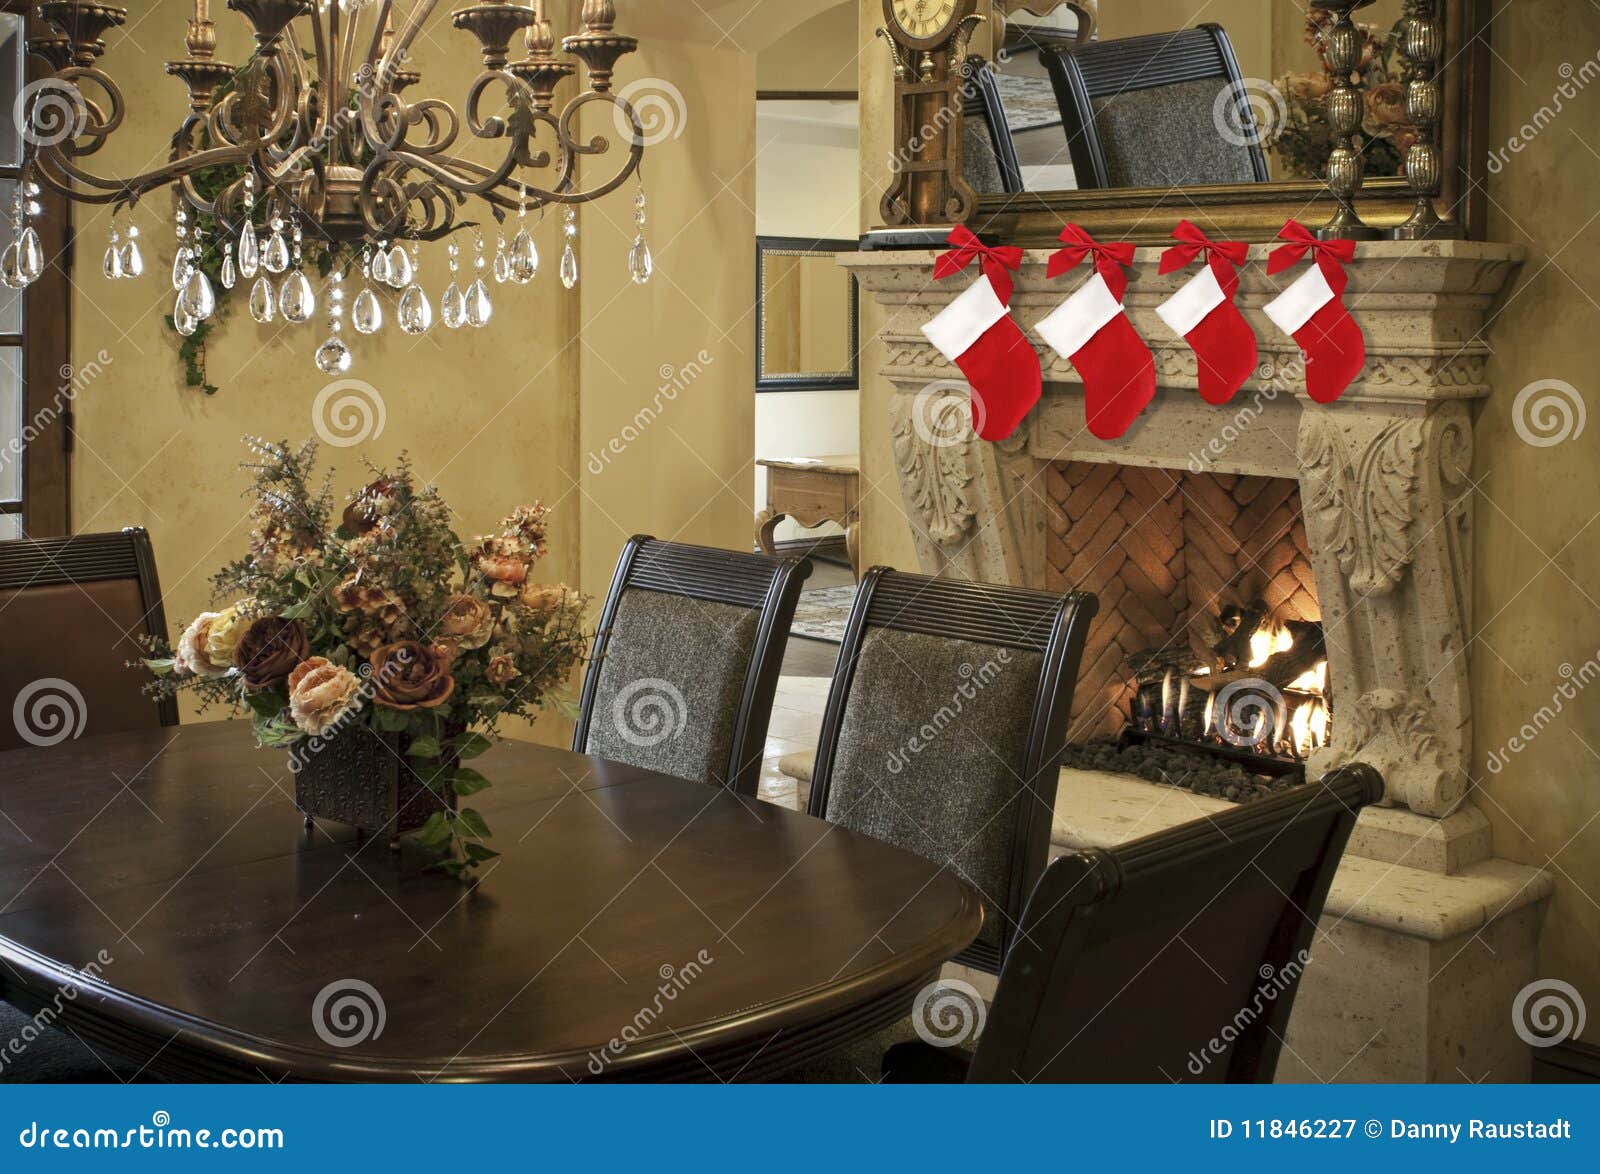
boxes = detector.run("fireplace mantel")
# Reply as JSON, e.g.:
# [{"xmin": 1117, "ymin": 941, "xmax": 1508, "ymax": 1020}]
[{"xmin": 841, "ymin": 241, "xmax": 1523, "ymax": 820}]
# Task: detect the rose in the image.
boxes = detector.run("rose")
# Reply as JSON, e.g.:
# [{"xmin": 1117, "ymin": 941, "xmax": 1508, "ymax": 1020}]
[
  {"xmin": 369, "ymin": 641, "xmax": 456, "ymax": 711},
  {"xmin": 1363, "ymin": 82, "xmax": 1408, "ymax": 132},
  {"xmin": 287, "ymin": 657, "xmax": 365, "ymax": 736},
  {"xmin": 1282, "ymin": 71, "xmax": 1331, "ymax": 105},
  {"xmin": 519, "ymin": 583, "xmax": 573, "ymax": 614},
  {"xmin": 438, "ymin": 594, "xmax": 496, "ymax": 650},
  {"xmin": 175, "ymin": 612, "xmax": 230, "ymax": 678},
  {"xmin": 431, "ymin": 636, "xmax": 462, "ymax": 667},
  {"xmin": 472, "ymin": 537, "xmax": 530, "ymax": 598},
  {"xmin": 485, "ymin": 653, "xmax": 521, "ymax": 687},
  {"xmin": 342, "ymin": 477, "xmax": 398, "ymax": 536},
  {"xmin": 205, "ymin": 602, "xmax": 255, "ymax": 667},
  {"xmin": 233, "ymin": 616, "xmax": 310, "ymax": 690}
]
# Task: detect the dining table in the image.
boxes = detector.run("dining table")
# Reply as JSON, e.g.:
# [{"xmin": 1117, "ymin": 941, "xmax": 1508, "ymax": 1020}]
[{"xmin": 0, "ymin": 721, "xmax": 982, "ymax": 1082}]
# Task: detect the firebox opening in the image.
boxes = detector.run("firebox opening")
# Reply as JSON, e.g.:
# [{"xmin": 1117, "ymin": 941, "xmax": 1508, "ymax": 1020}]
[{"xmin": 1046, "ymin": 462, "xmax": 1329, "ymax": 804}]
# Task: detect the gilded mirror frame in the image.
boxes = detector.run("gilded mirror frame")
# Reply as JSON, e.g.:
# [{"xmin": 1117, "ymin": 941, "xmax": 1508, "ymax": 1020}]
[{"xmin": 964, "ymin": 0, "xmax": 1492, "ymax": 245}]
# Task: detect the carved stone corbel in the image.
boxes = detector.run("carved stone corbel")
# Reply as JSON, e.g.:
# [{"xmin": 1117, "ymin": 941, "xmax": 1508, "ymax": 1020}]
[
  {"xmin": 1300, "ymin": 401, "xmax": 1474, "ymax": 816},
  {"xmin": 889, "ymin": 384, "xmax": 1044, "ymax": 587}
]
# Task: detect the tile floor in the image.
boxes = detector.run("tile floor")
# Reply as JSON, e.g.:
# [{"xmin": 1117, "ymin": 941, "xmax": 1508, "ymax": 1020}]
[{"xmin": 756, "ymin": 675, "xmax": 828, "ymax": 811}]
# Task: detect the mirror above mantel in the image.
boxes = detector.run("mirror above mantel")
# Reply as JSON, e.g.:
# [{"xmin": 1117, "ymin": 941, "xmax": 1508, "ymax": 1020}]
[{"xmin": 880, "ymin": 0, "xmax": 1493, "ymax": 245}]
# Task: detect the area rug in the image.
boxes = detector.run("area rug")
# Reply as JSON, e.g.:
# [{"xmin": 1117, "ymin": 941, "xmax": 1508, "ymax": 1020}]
[{"xmin": 790, "ymin": 585, "xmax": 856, "ymax": 644}]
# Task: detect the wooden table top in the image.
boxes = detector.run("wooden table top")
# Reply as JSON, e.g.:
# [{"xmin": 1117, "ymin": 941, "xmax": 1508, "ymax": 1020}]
[
  {"xmin": 756, "ymin": 454, "xmax": 860, "ymax": 475},
  {"xmin": 0, "ymin": 722, "xmax": 981, "ymax": 1082}
]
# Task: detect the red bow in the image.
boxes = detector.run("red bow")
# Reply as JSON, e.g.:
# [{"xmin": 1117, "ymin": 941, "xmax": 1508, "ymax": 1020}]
[
  {"xmin": 1267, "ymin": 220, "xmax": 1356, "ymax": 282},
  {"xmin": 933, "ymin": 225, "xmax": 1024, "ymax": 302},
  {"xmin": 1159, "ymin": 220, "xmax": 1249, "ymax": 276},
  {"xmin": 1047, "ymin": 223, "xmax": 1135, "ymax": 300}
]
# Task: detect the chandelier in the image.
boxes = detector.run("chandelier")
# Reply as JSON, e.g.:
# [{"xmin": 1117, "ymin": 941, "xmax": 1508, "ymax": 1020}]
[{"xmin": 7, "ymin": 0, "xmax": 655, "ymax": 374}]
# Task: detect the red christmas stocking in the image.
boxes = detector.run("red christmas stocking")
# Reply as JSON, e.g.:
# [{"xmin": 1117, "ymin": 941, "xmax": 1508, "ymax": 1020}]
[
  {"xmin": 1263, "ymin": 220, "xmax": 1365, "ymax": 404},
  {"xmin": 921, "ymin": 226, "xmax": 1041, "ymax": 442},
  {"xmin": 1156, "ymin": 220, "xmax": 1256, "ymax": 405},
  {"xmin": 1036, "ymin": 223, "xmax": 1155, "ymax": 440}
]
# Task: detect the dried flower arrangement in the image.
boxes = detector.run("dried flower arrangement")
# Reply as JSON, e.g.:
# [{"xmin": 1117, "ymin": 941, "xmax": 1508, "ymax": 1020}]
[{"xmin": 143, "ymin": 438, "xmax": 588, "ymax": 878}]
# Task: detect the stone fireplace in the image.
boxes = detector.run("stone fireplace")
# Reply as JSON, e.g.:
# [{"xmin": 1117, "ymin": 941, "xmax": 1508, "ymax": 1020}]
[{"xmin": 841, "ymin": 240, "xmax": 1555, "ymax": 1081}]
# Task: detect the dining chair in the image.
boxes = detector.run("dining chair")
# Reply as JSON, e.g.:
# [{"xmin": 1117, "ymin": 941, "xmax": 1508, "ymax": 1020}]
[
  {"xmin": 961, "ymin": 57, "xmax": 1025, "ymax": 195},
  {"xmin": 879, "ymin": 764, "xmax": 1385, "ymax": 1083},
  {"xmin": 0, "ymin": 527, "xmax": 177, "ymax": 754},
  {"xmin": 1040, "ymin": 23, "xmax": 1270, "ymax": 190},
  {"xmin": 806, "ymin": 567, "xmax": 1098, "ymax": 975},
  {"xmin": 573, "ymin": 535, "xmax": 811, "ymax": 796}
]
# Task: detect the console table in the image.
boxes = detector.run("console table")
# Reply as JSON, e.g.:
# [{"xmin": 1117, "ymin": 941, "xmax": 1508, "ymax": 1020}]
[{"xmin": 756, "ymin": 454, "xmax": 861, "ymax": 578}]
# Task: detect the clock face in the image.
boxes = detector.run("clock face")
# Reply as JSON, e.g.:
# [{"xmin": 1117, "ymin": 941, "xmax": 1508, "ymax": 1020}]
[{"xmin": 891, "ymin": 0, "xmax": 957, "ymax": 41}]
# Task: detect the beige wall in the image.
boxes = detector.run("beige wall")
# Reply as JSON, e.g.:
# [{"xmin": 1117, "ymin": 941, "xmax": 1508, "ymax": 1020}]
[
  {"xmin": 66, "ymin": 7, "xmax": 756, "ymax": 741},
  {"xmin": 1474, "ymin": 0, "xmax": 1600, "ymax": 1043},
  {"xmin": 854, "ymin": 0, "xmax": 1600, "ymax": 1037}
]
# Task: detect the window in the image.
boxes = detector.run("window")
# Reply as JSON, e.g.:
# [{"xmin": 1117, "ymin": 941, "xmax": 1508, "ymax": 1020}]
[{"xmin": 1, "ymin": 5, "xmax": 71, "ymax": 539}]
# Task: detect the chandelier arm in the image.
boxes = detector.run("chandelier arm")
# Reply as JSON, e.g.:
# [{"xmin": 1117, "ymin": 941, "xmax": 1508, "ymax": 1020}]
[
  {"xmin": 362, "ymin": 0, "xmax": 395, "ymax": 71},
  {"xmin": 464, "ymin": 70, "xmax": 531, "ymax": 140},
  {"xmin": 30, "ymin": 141, "xmax": 255, "ymax": 206},
  {"xmin": 378, "ymin": 0, "xmax": 440, "ymax": 89},
  {"xmin": 34, "ymin": 67, "xmax": 126, "ymax": 159},
  {"xmin": 393, "ymin": 97, "xmax": 463, "ymax": 159}
]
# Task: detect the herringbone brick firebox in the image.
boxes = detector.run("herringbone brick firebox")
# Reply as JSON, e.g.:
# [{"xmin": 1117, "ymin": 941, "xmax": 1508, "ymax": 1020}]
[{"xmin": 1045, "ymin": 461, "xmax": 1321, "ymax": 742}]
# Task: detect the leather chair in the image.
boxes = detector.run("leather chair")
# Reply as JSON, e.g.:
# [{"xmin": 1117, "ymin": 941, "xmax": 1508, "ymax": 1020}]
[
  {"xmin": 0, "ymin": 527, "xmax": 177, "ymax": 753},
  {"xmin": 880, "ymin": 764, "xmax": 1385, "ymax": 1082},
  {"xmin": 574, "ymin": 536, "xmax": 810, "ymax": 795}
]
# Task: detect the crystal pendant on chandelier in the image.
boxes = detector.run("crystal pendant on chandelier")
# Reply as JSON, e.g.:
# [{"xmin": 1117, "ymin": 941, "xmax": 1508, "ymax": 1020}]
[
  {"xmin": 560, "ymin": 207, "xmax": 578, "ymax": 290},
  {"xmin": 103, "ymin": 228, "xmax": 124, "ymax": 280},
  {"xmin": 465, "ymin": 278, "xmax": 492, "ymax": 327},
  {"xmin": 441, "ymin": 282, "xmax": 465, "ymax": 329},
  {"xmin": 371, "ymin": 240, "xmax": 391, "ymax": 286},
  {"xmin": 315, "ymin": 334, "xmax": 352, "ymax": 375},
  {"xmin": 181, "ymin": 266, "xmax": 216, "ymax": 321},
  {"xmin": 16, "ymin": 227, "xmax": 42, "ymax": 284},
  {"xmin": 493, "ymin": 237, "xmax": 510, "ymax": 284},
  {"xmin": 629, "ymin": 184, "xmax": 652, "ymax": 285},
  {"xmin": 352, "ymin": 286, "xmax": 382, "ymax": 334},
  {"xmin": 172, "ymin": 292, "xmax": 198, "ymax": 337},
  {"xmin": 263, "ymin": 227, "xmax": 290, "ymax": 275},
  {"xmin": 510, "ymin": 228, "xmax": 538, "ymax": 284},
  {"xmin": 120, "ymin": 225, "xmax": 144, "ymax": 278},
  {"xmin": 386, "ymin": 243, "xmax": 412, "ymax": 288},
  {"xmin": 629, "ymin": 236, "xmax": 653, "ymax": 285},
  {"xmin": 248, "ymin": 274, "xmax": 276, "ymax": 323},
  {"xmin": 0, "ymin": 241, "xmax": 20, "ymax": 289},
  {"xmin": 398, "ymin": 283, "xmax": 432, "ymax": 335},
  {"xmin": 280, "ymin": 270, "xmax": 315, "ymax": 324},
  {"xmin": 220, "ymin": 243, "xmax": 237, "ymax": 290},
  {"xmin": 237, "ymin": 221, "xmax": 259, "ymax": 279},
  {"xmin": 171, "ymin": 245, "xmax": 191, "ymax": 291}
]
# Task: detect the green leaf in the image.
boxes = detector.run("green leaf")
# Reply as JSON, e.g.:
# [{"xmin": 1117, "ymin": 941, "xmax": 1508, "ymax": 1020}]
[
  {"xmin": 450, "ymin": 767, "xmax": 491, "ymax": 796},
  {"xmin": 413, "ymin": 811, "xmax": 453, "ymax": 849},
  {"xmin": 144, "ymin": 657, "xmax": 178, "ymax": 677},
  {"xmin": 373, "ymin": 705, "xmax": 410, "ymax": 732},
  {"xmin": 456, "ymin": 808, "xmax": 492, "ymax": 840},
  {"xmin": 463, "ymin": 842, "xmax": 500, "ymax": 864},
  {"xmin": 406, "ymin": 735, "xmax": 441, "ymax": 759},
  {"xmin": 451, "ymin": 732, "xmax": 493, "ymax": 759},
  {"xmin": 245, "ymin": 689, "xmax": 287, "ymax": 718}
]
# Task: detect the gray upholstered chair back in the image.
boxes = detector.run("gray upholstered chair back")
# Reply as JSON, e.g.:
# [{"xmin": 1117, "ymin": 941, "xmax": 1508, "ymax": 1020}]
[
  {"xmin": 574, "ymin": 537, "xmax": 809, "ymax": 795},
  {"xmin": 1041, "ymin": 24, "xmax": 1269, "ymax": 190},
  {"xmin": 806, "ymin": 569, "xmax": 1097, "ymax": 973}
]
